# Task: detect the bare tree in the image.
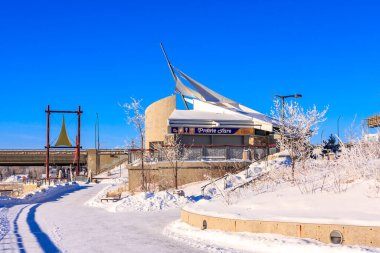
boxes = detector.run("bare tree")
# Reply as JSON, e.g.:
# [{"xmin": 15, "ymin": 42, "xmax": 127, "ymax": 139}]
[
  {"xmin": 157, "ymin": 135, "xmax": 190, "ymax": 189},
  {"xmin": 121, "ymin": 98, "xmax": 147, "ymax": 191},
  {"xmin": 271, "ymin": 99, "xmax": 328, "ymax": 180}
]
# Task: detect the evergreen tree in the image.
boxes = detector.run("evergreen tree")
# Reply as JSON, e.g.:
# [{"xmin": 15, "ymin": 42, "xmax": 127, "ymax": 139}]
[{"xmin": 322, "ymin": 134, "xmax": 340, "ymax": 154}]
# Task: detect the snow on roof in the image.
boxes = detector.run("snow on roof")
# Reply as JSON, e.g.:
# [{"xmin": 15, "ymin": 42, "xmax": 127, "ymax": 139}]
[{"xmin": 169, "ymin": 110, "xmax": 249, "ymax": 121}]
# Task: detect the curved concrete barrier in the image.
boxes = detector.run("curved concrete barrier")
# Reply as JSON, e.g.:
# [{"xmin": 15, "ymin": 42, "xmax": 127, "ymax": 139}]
[{"xmin": 181, "ymin": 208, "xmax": 380, "ymax": 248}]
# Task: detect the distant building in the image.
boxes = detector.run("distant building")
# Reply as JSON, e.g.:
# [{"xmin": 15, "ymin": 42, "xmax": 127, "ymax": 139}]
[
  {"xmin": 363, "ymin": 133, "xmax": 379, "ymax": 142},
  {"xmin": 145, "ymin": 56, "xmax": 279, "ymax": 157}
]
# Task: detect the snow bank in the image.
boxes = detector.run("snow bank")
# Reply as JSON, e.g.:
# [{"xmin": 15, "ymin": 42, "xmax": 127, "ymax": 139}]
[
  {"xmin": 0, "ymin": 182, "xmax": 82, "ymax": 244},
  {"xmin": 85, "ymin": 185, "xmax": 190, "ymax": 212},
  {"xmin": 185, "ymin": 179, "xmax": 380, "ymax": 227},
  {"xmin": 87, "ymin": 162, "xmax": 203, "ymax": 212},
  {"xmin": 94, "ymin": 164, "xmax": 129, "ymax": 185},
  {"xmin": 184, "ymin": 155, "xmax": 380, "ymax": 227},
  {"xmin": 199, "ymin": 157, "xmax": 289, "ymax": 200},
  {"xmin": 164, "ymin": 220, "xmax": 379, "ymax": 253},
  {"xmin": 85, "ymin": 156, "xmax": 288, "ymax": 213},
  {"xmin": 4, "ymin": 174, "xmax": 27, "ymax": 183},
  {"xmin": 0, "ymin": 182, "xmax": 80, "ymax": 206}
]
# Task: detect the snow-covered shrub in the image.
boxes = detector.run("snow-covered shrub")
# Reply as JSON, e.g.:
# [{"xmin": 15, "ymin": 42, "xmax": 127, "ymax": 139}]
[
  {"xmin": 241, "ymin": 139, "xmax": 380, "ymax": 196},
  {"xmin": 293, "ymin": 139, "xmax": 380, "ymax": 194},
  {"xmin": 271, "ymin": 99, "xmax": 328, "ymax": 180}
]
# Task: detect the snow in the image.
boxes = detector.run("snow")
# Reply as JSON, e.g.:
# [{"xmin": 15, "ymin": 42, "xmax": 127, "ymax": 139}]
[
  {"xmin": 0, "ymin": 208, "xmax": 9, "ymax": 241},
  {"xmin": 183, "ymin": 155, "xmax": 380, "ymax": 227},
  {"xmin": 0, "ymin": 182, "xmax": 80, "ymax": 206},
  {"xmin": 169, "ymin": 109, "xmax": 250, "ymax": 121},
  {"xmin": 164, "ymin": 220, "xmax": 379, "ymax": 253},
  {"xmin": 1, "ymin": 146, "xmax": 379, "ymax": 252},
  {"xmin": 85, "ymin": 184, "xmax": 191, "ymax": 212},
  {"xmin": 93, "ymin": 162, "xmax": 129, "ymax": 185},
  {"xmin": 87, "ymin": 162, "xmax": 194, "ymax": 212},
  {"xmin": 0, "ymin": 184, "xmax": 201, "ymax": 253},
  {"xmin": 185, "ymin": 179, "xmax": 380, "ymax": 226},
  {"xmin": 4, "ymin": 174, "xmax": 27, "ymax": 183}
]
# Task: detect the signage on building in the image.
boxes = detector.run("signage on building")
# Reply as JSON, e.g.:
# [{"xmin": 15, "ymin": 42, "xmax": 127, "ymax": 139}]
[{"xmin": 170, "ymin": 127, "xmax": 253, "ymax": 135}]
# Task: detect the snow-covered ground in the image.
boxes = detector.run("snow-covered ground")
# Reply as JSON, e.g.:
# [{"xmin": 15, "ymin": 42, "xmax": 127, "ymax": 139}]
[
  {"xmin": 184, "ymin": 178, "xmax": 380, "ymax": 226},
  {"xmin": 93, "ymin": 162, "xmax": 129, "ymax": 185},
  {"xmin": 1, "ymin": 150, "xmax": 379, "ymax": 252},
  {"xmin": 85, "ymin": 184, "xmax": 190, "ymax": 212},
  {"xmin": 86, "ymin": 163, "xmax": 195, "ymax": 212},
  {"xmin": 0, "ymin": 182, "xmax": 80, "ymax": 205},
  {"xmin": 0, "ymin": 183, "xmax": 201, "ymax": 253},
  {"xmin": 183, "ymin": 156, "xmax": 380, "ymax": 227}
]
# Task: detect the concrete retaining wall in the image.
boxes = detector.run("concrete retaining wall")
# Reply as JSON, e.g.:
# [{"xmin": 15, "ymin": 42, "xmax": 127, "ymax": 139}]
[
  {"xmin": 128, "ymin": 161, "xmax": 250, "ymax": 191},
  {"xmin": 181, "ymin": 209, "xmax": 380, "ymax": 248},
  {"xmin": 87, "ymin": 149, "xmax": 128, "ymax": 175},
  {"xmin": 22, "ymin": 184, "xmax": 39, "ymax": 195}
]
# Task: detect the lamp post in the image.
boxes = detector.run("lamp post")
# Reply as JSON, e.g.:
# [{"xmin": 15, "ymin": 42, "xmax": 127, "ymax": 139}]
[
  {"xmin": 321, "ymin": 129, "xmax": 324, "ymax": 144},
  {"xmin": 275, "ymin": 94, "xmax": 303, "ymax": 135},
  {"xmin": 337, "ymin": 115, "xmax": 342, "ymax": 139}
]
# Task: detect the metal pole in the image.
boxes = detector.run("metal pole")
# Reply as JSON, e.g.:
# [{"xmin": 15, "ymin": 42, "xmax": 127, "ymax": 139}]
[
  {"xmin": 76, "ymin": 106, "xmax": 81, "ymax": 176},
  {"xmin": 94, "ymin": 117, "xmax": 97, "ymax": 149},
  {"xmin": 160, "ymin": 42, "xmax": 189, "ymax": 110},
  {"xmin": 281, "ymin": 97, "xmax": 285, "ymax": 124},
  {"xmin": 97, "ymin": 113, "xmax": 100, "ymax": 150},
  {"xmin": 281, "ymin": 97, "xmax": 285, "ymax": 139},
  {"xmin": 96, "ymin": 113, "xmax": 99, "ymax": 175},
  {"xmin": 321, "ymin": 129, "xmax": 324, "ymax": 144},
  {"xmin": 46, "ymin": 105, "xmax": 50, "ymax": 180}
]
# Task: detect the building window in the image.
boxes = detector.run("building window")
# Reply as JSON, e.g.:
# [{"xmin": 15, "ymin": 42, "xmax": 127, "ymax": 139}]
[{"xmin": 255, "ymin": 129, "xmax": 267, "ymax": 136}]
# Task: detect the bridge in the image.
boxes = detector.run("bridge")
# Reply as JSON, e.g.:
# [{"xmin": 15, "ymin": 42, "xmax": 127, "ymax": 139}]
[{"xmin": 0, "ymin": 149, "xmax": 129, "ymax": 175}]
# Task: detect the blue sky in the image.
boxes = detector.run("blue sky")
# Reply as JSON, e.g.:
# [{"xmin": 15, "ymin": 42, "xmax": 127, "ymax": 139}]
[{"xmin": 0, "ymin": 0, "xmax": 379, "ymax": 148}]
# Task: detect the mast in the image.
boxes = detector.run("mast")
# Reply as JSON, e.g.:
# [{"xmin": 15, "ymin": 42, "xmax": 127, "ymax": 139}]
[{"xmin": 160, "ymin": 42, "xmax": 189, "ymax": 110}]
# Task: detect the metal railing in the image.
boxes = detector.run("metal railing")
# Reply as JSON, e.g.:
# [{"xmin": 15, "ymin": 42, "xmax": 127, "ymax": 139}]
[
  {"xmin": 199, "ymin": 152, "xmax": 272, "ymax": 196},
  {"xmin": 128, "ymin": 145, "xmax": 278, "ymax": 163},
  {"xmin": 201, "ymin": 174, "xmax": 230, "ymax": 196}
]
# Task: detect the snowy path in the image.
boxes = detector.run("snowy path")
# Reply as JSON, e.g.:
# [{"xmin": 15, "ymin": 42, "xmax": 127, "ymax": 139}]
[{"xmin": 0, "ymin": 184, "xmax": 202, "ymax": 253}]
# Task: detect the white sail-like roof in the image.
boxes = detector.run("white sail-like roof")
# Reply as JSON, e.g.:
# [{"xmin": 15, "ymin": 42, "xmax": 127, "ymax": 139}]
[
  {"xmin": 171, "ymin": 67, "xmax": 278, "ymax": 128},
  {"xmin": 176, "ymin": 68, "xmax": 237, "ymax": 104},
  {"xmin": 175, "ymin": 78, "xmax": 204, "ymax": 101},
  {"xmin": 159, "ymin": 43, "xmax": 277, "ymax": 130}
]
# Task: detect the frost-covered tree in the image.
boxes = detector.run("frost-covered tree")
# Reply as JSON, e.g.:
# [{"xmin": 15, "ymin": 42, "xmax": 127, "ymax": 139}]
[
  {"xmin": 156, "ymin": 135, "xmax": 190, "ymax": 189},
  {"xmin": 271, "ymin": 99, "xmax": 328, "ymax": 180},
  {"xmin": 121, "ymin": 98, "xmax": 147, "ymax": 191}
]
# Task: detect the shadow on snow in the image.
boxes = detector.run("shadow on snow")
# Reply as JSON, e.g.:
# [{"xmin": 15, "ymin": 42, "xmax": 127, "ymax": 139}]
[
  {"xmin": 0, "ymin": 185, "xmax": 90, "ymax": 253},
  {"xmin": 27, "ymin": 203, "xmax": 60, "ymax": 253}
]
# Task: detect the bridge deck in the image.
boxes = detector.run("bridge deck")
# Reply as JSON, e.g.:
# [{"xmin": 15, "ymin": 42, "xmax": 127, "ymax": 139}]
[{"xmin": 0, "ymin": 149, "xmax": 127, "ymax": 166}]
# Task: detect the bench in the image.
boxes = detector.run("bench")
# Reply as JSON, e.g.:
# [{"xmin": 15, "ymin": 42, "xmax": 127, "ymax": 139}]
[
  {"xmin": 100, "ymin": 192, "xmax": 121, "ymax": 202},
  {"xmin": 0, "ymin": 189, "xmax": 13, "ymax": 197}
]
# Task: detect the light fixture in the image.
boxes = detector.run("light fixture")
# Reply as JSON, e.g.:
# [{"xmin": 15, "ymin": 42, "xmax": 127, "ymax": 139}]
[
  {"xmin": 202, "ymin": 220, "xmax": 207, "ymax": 230},
  {"xmin": 330, "ymin": 230, "xmax": 343, "ymax": 244}
]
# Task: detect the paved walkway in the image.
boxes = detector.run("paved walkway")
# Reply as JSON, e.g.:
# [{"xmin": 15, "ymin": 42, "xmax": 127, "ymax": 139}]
[{"xmin": 0, "ymin": 184, "xmax": 202, "ymax": 253}]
